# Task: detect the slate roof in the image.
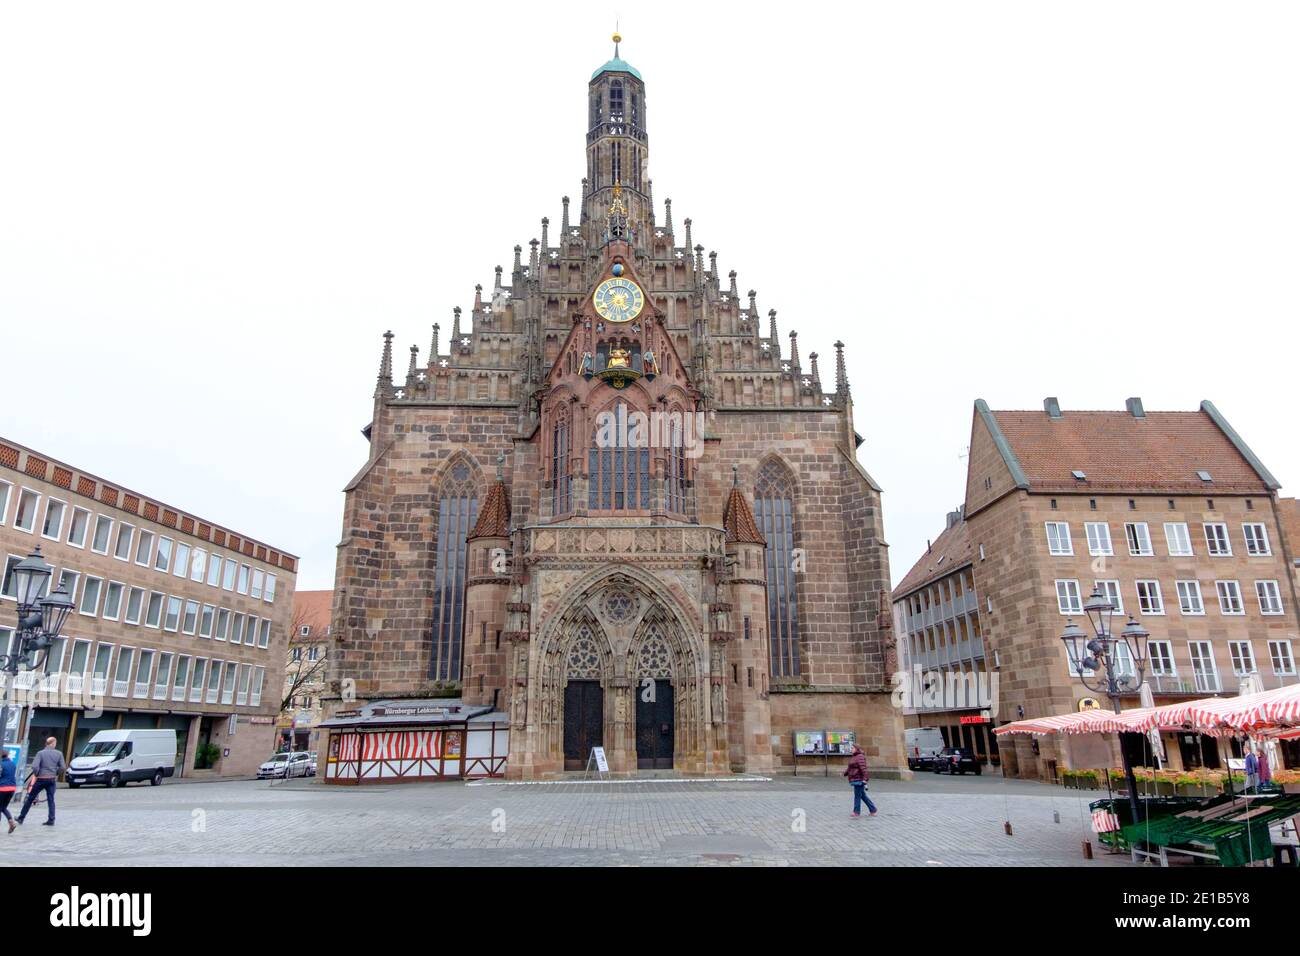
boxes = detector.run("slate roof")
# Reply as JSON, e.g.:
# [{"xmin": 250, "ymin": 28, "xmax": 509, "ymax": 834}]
[{"xmin": 892, "ymin": 517, "xmax": 973, "ymax": 600}]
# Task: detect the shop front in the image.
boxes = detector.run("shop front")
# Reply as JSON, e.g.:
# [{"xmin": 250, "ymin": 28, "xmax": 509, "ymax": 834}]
[{"xmin": 319, "ymin": 699, "xmax": 509, "ymax": 785}]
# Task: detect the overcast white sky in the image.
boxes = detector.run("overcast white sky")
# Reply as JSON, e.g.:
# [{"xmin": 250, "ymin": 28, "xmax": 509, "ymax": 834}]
[{"xmin": 1, "ymin": 2, "xmax": 1297, "ymax": 592}]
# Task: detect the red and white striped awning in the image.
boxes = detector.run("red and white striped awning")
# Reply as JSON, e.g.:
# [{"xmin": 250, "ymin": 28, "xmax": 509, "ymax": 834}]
[
  {"xmin": 1135, "ymin": 683, "xmax": 1300, "ymax": 737},
  {"xmin": 994, "ymin": 708, "xmax": 1141, "ymax": 737}
]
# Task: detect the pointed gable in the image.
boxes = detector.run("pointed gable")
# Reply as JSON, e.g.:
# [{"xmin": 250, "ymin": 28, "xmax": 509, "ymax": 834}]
[
  {"xmin": 468, "ymin": 478, "xmax": 511, "ymax": 540},
  {"xmin": 722, "ymin": 485, "xmax": 765, "ymax": 545}
]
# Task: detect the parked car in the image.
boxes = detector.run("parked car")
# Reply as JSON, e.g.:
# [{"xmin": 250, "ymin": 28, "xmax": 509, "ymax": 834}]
[
  {"xmin": 933, "ymin": 747, "xmax": 982, "ymax": 775},
  {"xmin": 66, "ymin": 729, "xmax": 177, "ymax": 788},
  {"xmin": 904, "ymin": 727, "xmax": 946, "ymax": 771},
  {"xmin": 306, "ymin": 752, "xmax": 318, "ymax": 777},
  {"xmin": 257, "ymin": 751, "xmax": 313, "ymax": 779}
]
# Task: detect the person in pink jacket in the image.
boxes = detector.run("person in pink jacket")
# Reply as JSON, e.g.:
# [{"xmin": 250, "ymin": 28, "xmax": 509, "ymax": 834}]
[{"xmin": 843, "ymin": 744, "xmax": 877, "ymax": 817}]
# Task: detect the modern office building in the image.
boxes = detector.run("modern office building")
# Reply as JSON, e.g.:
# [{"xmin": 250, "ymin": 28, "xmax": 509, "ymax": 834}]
[{"xmin": 0, "ymin": 437, "xmax": 297, "ymax": 777}]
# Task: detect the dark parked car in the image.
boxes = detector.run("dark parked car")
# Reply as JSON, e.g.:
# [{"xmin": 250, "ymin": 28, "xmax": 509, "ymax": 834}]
[{"xmin": 932, "ymin": 747, "xmax": 982, "ymax": 775}]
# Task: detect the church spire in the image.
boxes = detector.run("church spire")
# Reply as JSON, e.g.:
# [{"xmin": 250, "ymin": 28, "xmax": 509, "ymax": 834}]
[
  {"xmin": 788, "ymin": 330, "xmax": 800, "ymax": 369},
  {"xmin": 835, "ymin": 340, "xmax": 850, "ymax": 397},
  {"xmin": 430, "ymin": 322, "xmax": 440, "ymax": 360},
  {"xmin": 377, "ymin": 330, "xmax": 393, "ymax": 384}
]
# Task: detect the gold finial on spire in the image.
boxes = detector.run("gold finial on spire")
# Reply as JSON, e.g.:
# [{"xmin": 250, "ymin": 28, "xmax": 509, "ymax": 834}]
[{"xmin": 612, "ymin": 22, "xmax": 621, "ymax": 57}]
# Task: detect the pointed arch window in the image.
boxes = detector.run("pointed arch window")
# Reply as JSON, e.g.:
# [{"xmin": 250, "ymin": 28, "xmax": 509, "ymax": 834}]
[
  {"xmin": 551, "ymin": 405, "xmax": 572, "ymax": 516},
  {"xmin": 665, "ymin": 412, "xmax": 689, "ymax": 515},
  {"xmin": 609, "ymin": 80, "xmax": 624, "ymax": 120},
  {"xmin": 588, "ymin": 403, "xmax": 650, "ymax": 511},
  {"xmin": 429, "ymin": 460, "xmax": 479, "ymax": 681},
  {"xmin": 754, "ymin": 460, "xmax": 800, "ymax": 678}
]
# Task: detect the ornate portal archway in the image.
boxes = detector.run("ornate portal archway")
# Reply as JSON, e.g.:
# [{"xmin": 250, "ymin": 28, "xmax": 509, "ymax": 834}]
[{"xmin": 517, "ymin": 567, "xmax": 717, "ymax": 775}]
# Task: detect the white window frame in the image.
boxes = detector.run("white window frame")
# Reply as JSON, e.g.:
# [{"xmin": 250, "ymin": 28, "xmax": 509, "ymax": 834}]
[
  {"xmin": 91, "ymin": 642, "xmax": 114, "ymax": 696},
  {"xmin": 0, "ymin": 554, "xmax": 22, "ymax": 601},
  {"xmin": 1055, "ymin": 579, "xmax": 1083, "ymax": 615},
  {"xmin": 1095, "ymin": 579, "xmax": 1124, "ymax": 614},
  {"xmin": 145, "ymin": 591, "xmax": 165, "ymax": 629},
  {"xmin": 40, "ymin": 497, "xmax": 66, "ymax": 542},
  {"xmin": 250, "ymin": 666, "xmax": 265, "ymax": 706},
  {"xmin": 1125, "ymin": 522, "xmax": 1153, "ymax": 556},
  {"xmin": 264, "ymin": 573, "xmax": 277, "ymax": 603},
  {"xmin": 1242, "ymin": 523, "xmax": 1271, "ymax": 556},
  {"xmin": 154, "ymin": 535, "xmax": 173, "ymax": 573},
  {"xmin": 251, "ymin": 569, "xmax": 264, "ymax": 600},
  {"xmin": 237, "ymin": 564, "xmax": 251, "ymax": 595},
  {"xmin": 66, "ymin": 506, "xmax": 90, "ymax": 548},
  {"xmin": 214, "ymin": 608, "xmax": 229, "ymax": 641},
  {"xmin": 191, "ymin": 548, "xmax": 207, "ymax": 582},
  {"xmin": 171, "ymin": 655, "xmax": 190, "ymax": 701},
  {"xmin": 1204, "ymin": 522, "xmax": 1232, "ymax": 556},
  {"xmin": 132, "ymin": 648, "xmax": 155, "ymax": 699},
  {"xmin": 79, "ymin": 575, "xmax": 104, "ymax": 617},
  {"xmin": 134, "ymin": 529, "xmax": 155, "ymax": 567},
  {"xmin": 1045, "ymin": 522, "xmax": 1073, "ymax": 556},
  {"xmin": 1268, "ymin": 640, "xmax": 1296, "ymax": 676},
  {"xmin": 114, "ymin": 522, "xmax": 134, "ymax": 562},
  {"xmin": 0, "ymin": 479, "xmax": 10, "ymax": 526},
  {"xmin": 1084, "ymin": 522, "xmax": 1112, "ymax": 557},
  {"xmin": 230, "ymin": 612, "xmax": 245, "ymax": 646},
  {"xmin": 112, "ymin": 646, "xmax": 134, "ymax": 698},
  {"xmin": 1135, "ymin": 579, "xmax": 1164, "ymax": 615},
  {"xmin": 221, "ymin": 661, "xmax": 237, "ymax": 704},
  {"xmin": 1216, "ymin": 580, "xmax": 1244, "ymax": 615},
  {"xmin": 172, "ymin": 542, "xmax": 191, "ymax": 579},
  {"xmin": 1175, "ymin": 580, "xmax": 1204, "ymax": 616},
  {"xmin": 258, "ymin": 619, "xmax": 271, "ymax": 649},
  {"xmin": 65, "ymin": 638, "xmax": 92, "ymax": 695},
  {"xmin": 1228, "ymin": 641, "xmax": 1257, "ymax": 677},
  {"xmin": 189, "ymin": 657, "xmax": 207, "ymax": 702},
  {"xmin": 222, "ymin": 558, "xmax": 237, "ymax": 591},
  {"xmin": 1163, "ymin": 522, "xmax": 1193, "ymax": 557},
  {"xmin": 13, "ymin": 488, "xmax": 40, "ymax": 534},
  {"xmin": 1188, "ymin": 641, "xmax": 1220, "ymax": 693},
  {"xmin": 152, "ymin": 652, "xmax": 173, "ymax": 700},
  {"xmin": 124, "ymin": 582, "xmax": 144, "ymax": 629},
  {"xmin": 163, "ymin": 595, "xmax": 182, "ymax": 633},
  {"xmin": 205, "ymin": 658, "xmax": 223, "ymax": 703},
  {"xmin": 102, "ymin": 580, "xmax": 125, "ymax": 621},
  {"xmin": 206, "ymin": 553, "xmax": 222, "ymax": 587},
  {"xmin": 1256, "ymin": 580, "xmax": 1284, "ymax": 615},
  {"xmin": 199, "ymin": 604, "xmax": 215, "ymax": 639},
  {"xmin": 90, "ymin": 514, "xmax": 113, "ymax": 555},
  {"xmin": 236, "ymin": 663, "xmax": 251, "ymax": 705},
  {"xmin": 182, "ymin": 599, "xmax": 200, "ymax": 635}
]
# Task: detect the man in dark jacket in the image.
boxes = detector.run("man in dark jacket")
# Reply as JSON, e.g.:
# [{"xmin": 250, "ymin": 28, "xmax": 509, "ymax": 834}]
[
  {"xmin": 18, "ymin": 737, "xmax": 64, "ymax": 826},
  {"xmin": 843, "ymin": 744, "xmax": 877, "ymax": 817},
  {"xmin": 0, "ymin": 750, "xmax": 17, "ymax": 833}
]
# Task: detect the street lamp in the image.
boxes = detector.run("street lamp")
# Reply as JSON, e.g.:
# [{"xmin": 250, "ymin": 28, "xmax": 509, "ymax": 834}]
[
  {"xmin": 1061, "ymin": 585, "xmax": 1151, "ymax": 830},
  {"xmin": 0, "ymin": 547, "xmax": 74, "ymax": 745}
]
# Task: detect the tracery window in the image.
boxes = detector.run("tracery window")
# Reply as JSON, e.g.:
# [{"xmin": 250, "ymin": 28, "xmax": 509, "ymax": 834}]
[
  {"xmin": 551, "ymin": 405, "xmax": 571, "ymax": 516},
  {"xmin": 588, "ymin": 403, "xmax": 650, "ymax": 511},
  {"xmin": 665, "ymin": 414, "xmax": 688, "ymax": 514},
  {"xmin": 754, "ymin": 460, "xmax": 800, "ymax": 678},
  {"xmin": 429, "ymin": 460, "xmax": 479, "ymax": 681},
  {"xmin": 609, "ymin": 80, "xmax": 624, "ymax": 119}
]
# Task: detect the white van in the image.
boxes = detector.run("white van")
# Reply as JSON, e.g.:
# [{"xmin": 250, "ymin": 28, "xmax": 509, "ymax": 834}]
[
  {"xmin": 66, "ymin": 729, "xmax": 177, "ymax": 788},
  {"xmin": 904, "ymin": 726, "xmax": 946, "ymax": 771}
]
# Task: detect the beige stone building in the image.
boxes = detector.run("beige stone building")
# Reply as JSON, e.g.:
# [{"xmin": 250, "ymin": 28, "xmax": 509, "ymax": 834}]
[
  {"xmin": 279, "ymin": 589, "xmax": 329, "ymax": 752},
  {"xmin": 0, "ymin": 437, "xmax": 297, "ymax": 778},
  {"xmin": 895, "ymin": 398, "xmax": 1300, "ymax": 780}
]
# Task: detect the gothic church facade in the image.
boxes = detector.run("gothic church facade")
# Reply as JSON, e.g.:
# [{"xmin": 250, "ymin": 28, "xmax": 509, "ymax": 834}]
[{"xmin": 323, "ymin": 40, "xmax": 903, "ymax": 778}]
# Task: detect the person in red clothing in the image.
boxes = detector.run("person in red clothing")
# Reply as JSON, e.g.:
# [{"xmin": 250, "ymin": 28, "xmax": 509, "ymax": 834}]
[
  {"xmin": 0, "ymin": 750, "xmax": 17, "ymax": 833},
  {"xmin": 843, "ymin": 744, "xmax": 877, "ymax": 817}
]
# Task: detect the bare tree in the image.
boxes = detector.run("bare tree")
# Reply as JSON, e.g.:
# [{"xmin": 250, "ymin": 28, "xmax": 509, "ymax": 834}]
[{"xmin": 280, "ymin": 603, "xmax": 330, "ymax": 714}]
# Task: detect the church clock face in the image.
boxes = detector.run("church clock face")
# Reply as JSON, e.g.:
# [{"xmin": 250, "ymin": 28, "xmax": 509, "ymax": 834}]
[{"xmin": 592, "ymin": 277, "xmax": 644, "ymax": 323}]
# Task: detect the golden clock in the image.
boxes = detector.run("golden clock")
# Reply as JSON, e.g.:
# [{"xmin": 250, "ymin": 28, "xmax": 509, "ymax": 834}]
[{"xmin": 592, "ymin": 276, "xmax": 644, "ymax": 323}]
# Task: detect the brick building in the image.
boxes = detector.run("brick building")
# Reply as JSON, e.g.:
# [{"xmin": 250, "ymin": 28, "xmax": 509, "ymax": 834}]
[
  {"xmin": 320, "ymin": 38, "xmax": 902, "ymax": 780},
  {"xmin": 0, "ymin": 437, "xmax": 297, "ymax": 778},
  {"xmin": 895, "ymin": 398, "xmax": 1300, "ymax": 780}
]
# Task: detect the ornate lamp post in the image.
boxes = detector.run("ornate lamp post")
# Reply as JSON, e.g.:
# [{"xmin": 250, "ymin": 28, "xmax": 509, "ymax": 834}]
[
  {"xmin": 1060, "ymin": 585, "xmax": 1150, "ymax": 828},
  {"xmin": 0, "ymin": 547, "xmax": 75, "ymax": 745}
]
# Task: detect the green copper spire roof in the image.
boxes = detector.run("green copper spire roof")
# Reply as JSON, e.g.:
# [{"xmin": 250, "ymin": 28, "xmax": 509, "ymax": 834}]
[{"xmin": 592, "ymin": 30, "xmax": 641, "ymax": 82}]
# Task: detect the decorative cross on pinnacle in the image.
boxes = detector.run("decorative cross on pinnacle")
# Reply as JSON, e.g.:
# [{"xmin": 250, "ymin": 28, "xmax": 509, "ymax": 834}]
[
  {"xmin": 460, "ymin": 337, "xmax": 470, "ymax": 347},
  {"xmin": 720, "ymin": 294, "xmax": 730, "ymax": 303},
  {"xmin": 674, "ymin": 250, "xmax": 684, "ymax": 260},
  {"xmin": 394, "ymin": 389, "xmax": 405, "ymax": 399},
  {"xmin": 761, "ymin": 342, "xmax": 770, "ymax": 351},
  {"xmin": 822, "ymin": 396, "xmax": 834, "ymax": 406},
  {"xmin": 570, "ymin": 229, "xmax": 580, "ymax": 238},
  {"xmin": 549, "ymin": 251, "xmax": 558, "ymax": 259},
  {"xmin": 802, "ymin": 378, "xmax": 811, "ymax": 388},
  {"xmin": 500, "ymin": 290, "xmax": 511, "ymax": 299},
  {"xmin": 417, "ymin": 372, "xmax": 427, "ymax": 383},
  {"xmin": 483, "ymin": 305, "xmax": 492, "ymax": 314},
  {"xmin": 655, "ymin": 230, "xmax": 664, "ymax": 238},
  {"xmin": 781, "ymin": 363, "xmax": 791, "ymax": 373},
  {"xmin": 439, "ymin": 359, "xmax": 449, "ymax": 368}
]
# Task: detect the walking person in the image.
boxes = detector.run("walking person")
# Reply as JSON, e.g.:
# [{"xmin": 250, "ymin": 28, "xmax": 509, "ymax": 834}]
[
  {"xmin": 17, "ymin": 737, "xmax": 64, "ymax": 827},
  {"xmin": 843, "ymin": 743, "xmax": 877, "ymax": 818},
  {"xmin": 0, "ymin": 750, "xmax": 17, "ymax": 833}
]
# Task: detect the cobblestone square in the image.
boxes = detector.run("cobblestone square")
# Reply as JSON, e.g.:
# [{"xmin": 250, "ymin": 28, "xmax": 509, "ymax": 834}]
[{"xmin": 0, "ymin": 773, "xmax": 1137, "ymax": 867}]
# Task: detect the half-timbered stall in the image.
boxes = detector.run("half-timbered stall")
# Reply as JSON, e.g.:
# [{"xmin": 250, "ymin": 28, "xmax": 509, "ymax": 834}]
[{"xmin": 320, "ymin": 699, "xmax": 508, "ymax": 784}]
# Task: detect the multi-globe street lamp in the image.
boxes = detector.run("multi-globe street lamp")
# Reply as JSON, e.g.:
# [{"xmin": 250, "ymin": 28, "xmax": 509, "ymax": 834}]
[
  {"xmin": 1060, "ymin": 584, "xmax": 1151, "ymax": 829},
  {"xmin": 0, "ymin": 547, "xmax": 75, "ymax": 746}
]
